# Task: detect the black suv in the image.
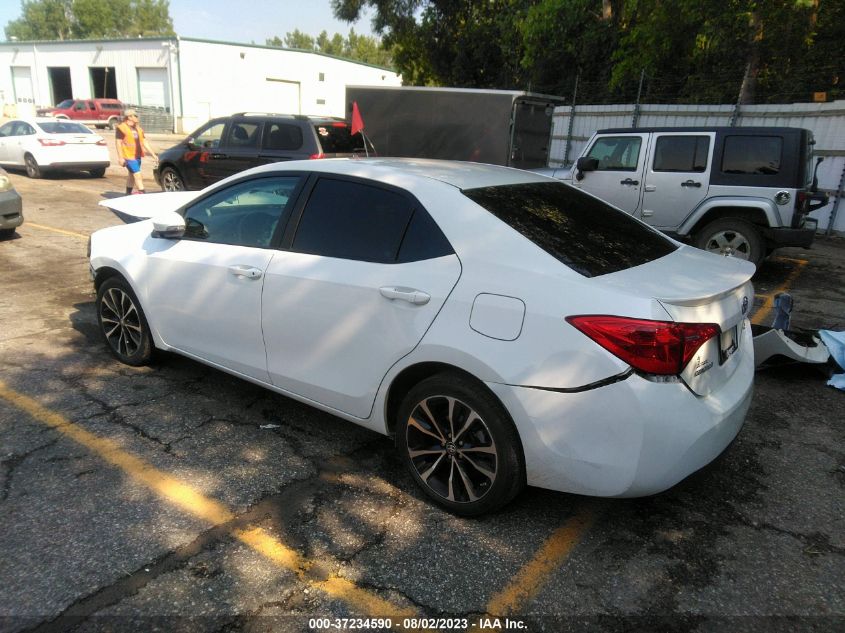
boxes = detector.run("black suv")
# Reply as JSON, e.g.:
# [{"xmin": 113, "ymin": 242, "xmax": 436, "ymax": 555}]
[{"xmin": 155, "ymin": 113, "xmax": 373, "ymax": 191}]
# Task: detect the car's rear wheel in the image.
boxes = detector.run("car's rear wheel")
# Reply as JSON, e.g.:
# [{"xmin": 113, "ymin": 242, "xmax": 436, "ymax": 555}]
[
  {"xmin": 694, "ymin": 218, "xmax": 763, "ymax": 266},
  {"xmin": 96, "ymin": 277, "xmax": 154, "ymax": 366},
  {"xmin": 89, "ymin": 167, "xmax": 106, "ymax": 178},
  {"xmin": 397, "ymin": 373, "xmax": 525, "ymax": 516},
  {"xmin": 108, "ymin": 117, "xmax": 118, "ymax": 130},
  {"xmin": 160, "ymin": 167, "xmax": 185, "ymax": 192},
  {"xmin": 24, "ymin": 154, "xmax": 41, "ymax": 179},
  {"xmin": 0, "ymin": 228, "xmax": 14, "ymax": 239}
]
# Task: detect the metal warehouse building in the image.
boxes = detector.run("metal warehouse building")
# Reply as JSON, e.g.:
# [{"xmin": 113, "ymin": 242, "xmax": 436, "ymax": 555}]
[{"xmin": 0, "ymin": 36, "xmax": 402, "ymax": 132}]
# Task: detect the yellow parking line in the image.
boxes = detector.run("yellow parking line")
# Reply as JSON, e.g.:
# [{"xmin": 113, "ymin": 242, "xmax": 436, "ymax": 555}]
[
  {"xmin": 485, "ymin": 505, "xmax": 596, "ymax": 617},
  {"xmin": 751, "ymin": 258, "xmax": 808, "ymax": 326},
  {"xmin": 0, "ymin": 380, "xmax": 415, "ymax": 619},
  {"xmin": 25, "ymin": 222, "xmax": 89, "ymax": 240}
]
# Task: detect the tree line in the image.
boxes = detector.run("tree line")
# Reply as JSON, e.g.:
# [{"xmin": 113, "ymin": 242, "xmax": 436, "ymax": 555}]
[{"xmin": 331, "ymin": 0, "xmax": 844, "ymax": 104}]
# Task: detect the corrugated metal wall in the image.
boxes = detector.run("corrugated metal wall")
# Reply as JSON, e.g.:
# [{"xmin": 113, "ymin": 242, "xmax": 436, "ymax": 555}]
[{"xmin": 550, "ymin": 101, "xmax": 845, "ymax": 233}]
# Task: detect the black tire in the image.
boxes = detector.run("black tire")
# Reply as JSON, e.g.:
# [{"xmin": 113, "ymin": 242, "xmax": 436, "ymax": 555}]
[
  {"xmin": 108, "ymin": 117, "xmax": 118, "ymax": 130},
  {"xmin": 160, "ymin": 166, "xmax": 185, "ymax": 192},
  {"xmin": 396, "ymin": 372, "xmax": 525, "ymax": 516},
  {"xmin": 24, "ymin": 154, "xmax": 41, "ymax": 179},
  {"xmin": 694, "ymin": 218, "xmax": 764, "ymax": 266},
  {"xmin": 89, "ymin": 167, "xmax": 106, "ymax": 178},
  {"xmin": 0, "ymin": 228, "xmax": 14, "ymax": 239},
  {"xmin": 96, "ymin": 277, "xmax": 154, "ymax": 366}
]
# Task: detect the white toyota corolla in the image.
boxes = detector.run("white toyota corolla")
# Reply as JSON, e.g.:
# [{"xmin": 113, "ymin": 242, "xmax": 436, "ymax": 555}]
[{"xmin": 91, "ymin": 159, "xmax": 755, "ymax": 515}]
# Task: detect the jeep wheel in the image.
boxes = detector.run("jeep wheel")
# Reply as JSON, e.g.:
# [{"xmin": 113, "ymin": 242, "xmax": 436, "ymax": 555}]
[{"xmin": 695, "ymin": 218, "xmax": 763, "ymax": 266}]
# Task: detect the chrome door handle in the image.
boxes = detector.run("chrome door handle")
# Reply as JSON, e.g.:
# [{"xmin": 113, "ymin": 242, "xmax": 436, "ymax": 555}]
[
  {"xmin": 620, "ymin": 178, "xmax": 640, "ymax": 186},
  {"xmin": 379, "ymin": 286, "xmax": 430, "ymax": 305},
  {"xmin": 644, "ymin": 184, "xmax": 657, "ymax": 192},
  {"xmin": 228, "ymin": 265, "xmax": 263, "ymax": 279},
  {"xmin": 681, "ymin": 179, "xmax": 702, "ymax": 188}
]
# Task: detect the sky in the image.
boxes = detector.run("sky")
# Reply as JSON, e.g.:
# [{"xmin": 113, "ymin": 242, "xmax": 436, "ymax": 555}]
[{"xmin": 0, "ymin": 0, "xmax": 377, "ymax": 43}]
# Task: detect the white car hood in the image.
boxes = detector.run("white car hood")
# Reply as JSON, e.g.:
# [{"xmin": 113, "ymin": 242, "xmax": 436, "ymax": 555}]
[{"xmin": 99, "ymin": 191, "xmax": 201, "ymax": 221}]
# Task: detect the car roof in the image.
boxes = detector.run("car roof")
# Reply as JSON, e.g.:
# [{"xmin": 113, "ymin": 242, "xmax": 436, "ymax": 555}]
[
  {"xmin": 247, "ymin": 157, "xmax": 552, "ymax": 190},
  {"xmin": 598, "ymin": 126, "xmax": 808, "ymax": 135}
]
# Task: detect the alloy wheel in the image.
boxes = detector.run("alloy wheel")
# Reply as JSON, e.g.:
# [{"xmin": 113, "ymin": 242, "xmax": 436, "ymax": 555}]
[
  {"xmin": 99, "ymin": 287, "xmax": 143, "ymax": 358},
  {"xmin": 703, "ymin": 229, "xmax": 751, "ymax": 260},
  {"xmin": 405, "ymin": 395, "xmax": 498, "ymax": 504},
  {"xmin": 162, "ymin": 169, "xmax": 184, "ymax": 191}
]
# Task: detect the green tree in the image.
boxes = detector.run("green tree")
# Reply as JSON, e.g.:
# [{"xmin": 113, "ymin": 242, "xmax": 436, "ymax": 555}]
[
  {"xmin": 5, "ymin": 0, "xmax": 174, "ymax": 41},
  {"xmin": 266, "ymin": 28, "xmax": 393, "ymax": 67}
]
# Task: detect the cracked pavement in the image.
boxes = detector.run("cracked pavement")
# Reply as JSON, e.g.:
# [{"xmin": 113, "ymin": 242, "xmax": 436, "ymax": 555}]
[{"xmin": 0, "ymin": 153, "xmax": 843, "ymax": 632}]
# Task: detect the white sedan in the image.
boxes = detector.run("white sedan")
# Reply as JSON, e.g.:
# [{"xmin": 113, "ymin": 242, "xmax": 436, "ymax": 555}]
[
  {"xmin": 0, "ymin": 118, "xmax": 110, "ymax": 178},
  {"xmin": 91, "ymin": 159, "xmax": 755, "ymax": 515}
]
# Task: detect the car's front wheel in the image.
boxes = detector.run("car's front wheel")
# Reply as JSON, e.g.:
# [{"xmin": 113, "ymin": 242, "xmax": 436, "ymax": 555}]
[
  {"xmin": 160, "ymin": 167, "xmax": 185, "ymax": 192},
  {"xmin": 694, "ymin": 218, "xmax": 764, "ymax": 266},
  {"xmin": 397, "ymin": 373, "xmax": 525, "ymax": 516},
  {"xmin": 96, "ymin": 277, "xmax": 154, "ymax": 366}
]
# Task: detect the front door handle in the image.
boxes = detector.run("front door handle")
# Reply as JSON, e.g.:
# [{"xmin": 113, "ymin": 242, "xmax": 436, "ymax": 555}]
[
  {"xmin": 620, "ymin": 178, "xmax": 640, "ymax": 186},
  {"xmin": 211, "ymin": 153, "xmax": 228, "ymax": 160},
  {"xmin": 644, "ymin": 184, "xmax": 657, "ymax": 192},
  {"xmin": 228, "ymin": 265, "xmax": 263, "ymax": 280},
  {"xmin": 379, "ymin": 286, "xmax": 430, "ymax": 305},
  {"xmin": 681, "ymin": 179, "xmax": 702, "ymax": 188}
]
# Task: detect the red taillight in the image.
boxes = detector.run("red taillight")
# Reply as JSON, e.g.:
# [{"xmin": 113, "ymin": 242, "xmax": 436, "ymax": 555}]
[
  {"xmin": 309, "ymin": 152, "xmax": 325, "ymax": 159},
  {"xmin": 96, "ymin": 139, "xmax": 107, "ymax": 146},
  {"xmin": 795, "ymin": 191, "xmax": 810, "ymax": 214},
  {"xmin": 38, "ymin": 138, "xmax": 65, "ymax": 146},
  {"xmin": 332, "ymin": 122, "xmax": 347, "ymax": 128},
  {"xmin": 566, "ymin": 315, "xmax": 721, "ymax": 376}
]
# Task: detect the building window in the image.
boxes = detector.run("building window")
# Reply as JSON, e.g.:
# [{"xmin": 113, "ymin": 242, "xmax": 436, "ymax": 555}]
[
  {"xmin": 316, "ymin": 99, "xmax": 326, "ymax": 105},
  {"xmin": 318, "ymin": 72, "xmax": 325, "ymax": 82}
]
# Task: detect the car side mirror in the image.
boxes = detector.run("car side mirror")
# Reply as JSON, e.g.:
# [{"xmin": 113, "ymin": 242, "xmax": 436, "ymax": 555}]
[
  {"xmin": 575, "ymin": 157, "xmax": 598, "ymax": 181},
  {"xmin": 151, "ymin": 211, "xmax": 185, "ymax": 239}
]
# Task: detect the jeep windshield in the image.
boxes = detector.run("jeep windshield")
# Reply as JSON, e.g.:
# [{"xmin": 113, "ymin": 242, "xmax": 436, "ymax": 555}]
[{"xmin": 463, "ymin": 181, "xmax": 678, "ymax": 278}]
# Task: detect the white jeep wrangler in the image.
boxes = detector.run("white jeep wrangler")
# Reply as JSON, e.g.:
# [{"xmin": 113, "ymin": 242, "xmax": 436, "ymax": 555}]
[{"xmin": 544, "ymin": 127, "xmax": 828, "ymax": 266}]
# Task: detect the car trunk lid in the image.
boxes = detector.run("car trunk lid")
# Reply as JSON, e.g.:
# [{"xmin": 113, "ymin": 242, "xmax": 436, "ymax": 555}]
[{"xmin": 598, "ymin": 245, "xmax": 755, "ymax": 395}]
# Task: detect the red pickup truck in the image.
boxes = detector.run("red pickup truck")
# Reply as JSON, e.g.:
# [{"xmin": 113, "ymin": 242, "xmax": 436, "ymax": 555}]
[{"xmin": 38, "ymin": 98, "xmax": 125, "ymax": 129}]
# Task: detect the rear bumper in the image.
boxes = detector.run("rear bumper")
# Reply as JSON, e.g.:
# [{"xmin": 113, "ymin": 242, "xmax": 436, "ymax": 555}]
[
  {"xmin": 0, "ymin": 189, "xmax": 23, "ymax": 229},
  {"xmin": 488, "ymin": 320, "xmax": 755, "ymax": 497},
  {"xmin": 763, "ymin": 224, "xmax": 816, "ymax": 248}
]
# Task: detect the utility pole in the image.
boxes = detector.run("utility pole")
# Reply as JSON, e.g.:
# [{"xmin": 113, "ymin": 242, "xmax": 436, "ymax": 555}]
[
  {"xmin": 563, "ymin": 74, "xmax": 579, "ymax": 166},
  {"xmin": 631, "ymin": 68, "xmax": 645, "ymax": 128}
]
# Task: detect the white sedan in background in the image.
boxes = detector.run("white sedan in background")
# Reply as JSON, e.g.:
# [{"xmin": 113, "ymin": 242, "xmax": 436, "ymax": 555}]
[
  {"xmin": 0, "ymin": 118, "xmax": 110, "ymax": 178},
  {"xmin": 91, "ymin": 159, "xmax": 755, "ymax": 515}
]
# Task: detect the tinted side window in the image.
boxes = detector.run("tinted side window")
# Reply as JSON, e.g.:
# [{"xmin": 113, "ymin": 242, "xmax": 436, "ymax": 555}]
[
  {"xmin": 293, "ymin": 179, "xmax": 413, "ymax": 263},
  {"xmin": 463, "ymin": 182, "xmax": 677, "ymax": 278},
  {"xmin": 263, "ymin": 123, "xmax": 303, "ymax": 151},
  {"xmin": 182, "ymin": 176, "xmax": 300, "ymax": 247},
  {"xmin": 722, "ymin": 136, "xmax": 782, "ymax": 175},
  {"xmin": 226, "ymin": 122, "xmax": 261, "ymax": 149},
  {"xmin": 0, "ymin": 123, "xmax": 12, "ymax": 137},
  {"xmin": 653, "ymin": 136, "xmax": 710, "ymax": 172},
  {"xmin": 397, "ymin": 209, "xmax": 453, "ymax": 263},
  {"xmin": 586, "ymin": 136, "xmax": 642, "ymax": 171}
]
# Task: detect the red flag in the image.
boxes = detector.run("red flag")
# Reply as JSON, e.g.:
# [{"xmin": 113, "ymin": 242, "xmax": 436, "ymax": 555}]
[{"xmin": 351, "ymin": 101, "xmax": 365, "ymax": 136}]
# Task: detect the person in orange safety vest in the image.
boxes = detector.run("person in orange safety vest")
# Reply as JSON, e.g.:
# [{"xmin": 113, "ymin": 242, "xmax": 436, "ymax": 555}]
[{"xmin": 115, "ymin": 109, "xmax": 158, "ymax": 195}]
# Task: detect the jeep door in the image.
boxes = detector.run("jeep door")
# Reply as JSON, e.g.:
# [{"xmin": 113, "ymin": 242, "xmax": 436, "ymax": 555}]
[
  {"xmin": 641, "ymin": 132, "xmax": 714, "ymax": 229},
  {"xmin": 571, "ymin": 133, "xmax": 649, "ymax": 214}
]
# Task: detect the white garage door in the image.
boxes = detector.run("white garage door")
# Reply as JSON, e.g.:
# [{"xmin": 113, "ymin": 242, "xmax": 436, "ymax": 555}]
[
  {"xmin": 260, "ymin": 78, "xmax": 301, "ymax": 114},
  {"xmin": 138, "ymin": 68, "xmax": 170, "ymax": 109}
]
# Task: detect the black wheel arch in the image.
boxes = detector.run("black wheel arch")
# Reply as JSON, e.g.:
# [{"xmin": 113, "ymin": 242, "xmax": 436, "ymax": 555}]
[{"xmin": 385, "ymin": 362, "xmax": 525, "ymax": 461}]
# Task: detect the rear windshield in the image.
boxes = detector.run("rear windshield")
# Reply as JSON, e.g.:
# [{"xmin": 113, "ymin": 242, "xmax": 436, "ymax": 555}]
[
  {"xmin": 463, "ymin": 182, "xmax": 678, "ymax": 277},
  {"xmin": 39, "ymin": 121, "xmax": 92, "ymax": 134},
  {"xmin": 313, "ymin": 123, "xmax": 372, "ymax": 154}
]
